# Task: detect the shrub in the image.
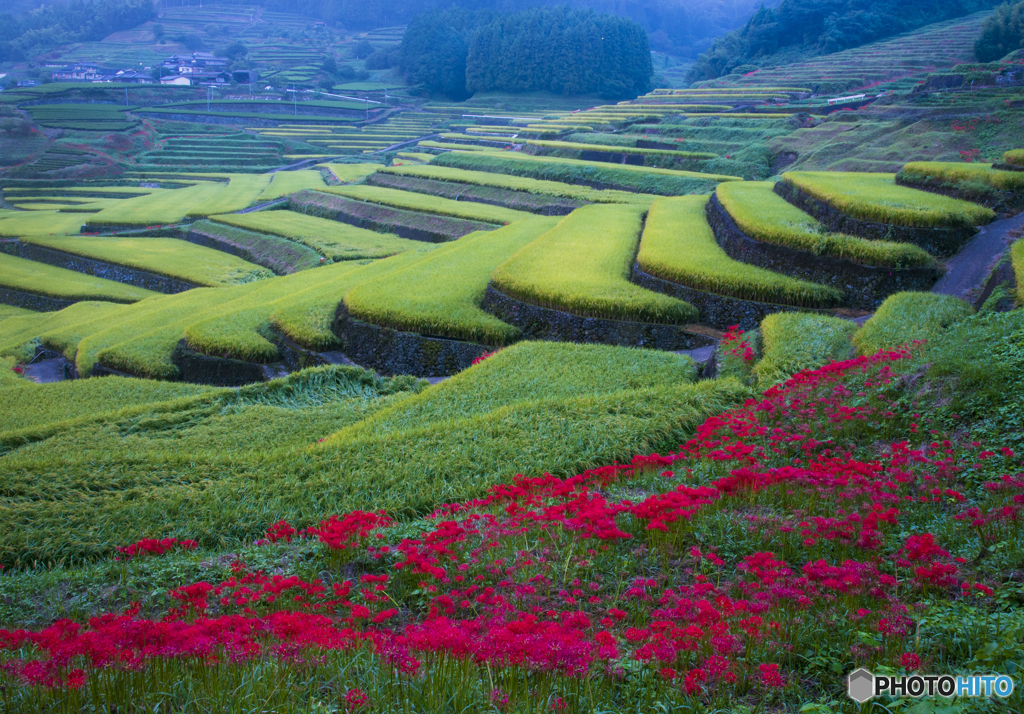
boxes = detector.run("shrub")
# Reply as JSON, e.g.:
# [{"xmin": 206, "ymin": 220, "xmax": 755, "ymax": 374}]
[
  {"xmin": 853, "ymin": 292, "xmax": 974, "ymax": 355},
  {"xmin": 752, "ymin": 312, "xmax": 856, "ymax": 387},
  {"xmin": 1003, "ymin": 149, "xmax": 1024, "ymax": 167},
  {"xmin": 636, "ymin": 196, "xmax": 843, "ymax": 307},
  {"xmin": 344, "ymin": 217, "xmax": 558, "ymax": 346},
  {"xmin": 717, "ymin": 181, "xmax": 936, "ymax": 268},
  {"xmin": 492, "ymin": 204, "xmax": 697, "ymax": 323},
  {"xmin": 781, "ymin": 172, "xmax": 996, "ymax": 229}
]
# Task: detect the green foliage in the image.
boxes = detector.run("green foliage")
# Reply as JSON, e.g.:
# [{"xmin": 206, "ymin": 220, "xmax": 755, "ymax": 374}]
[
  {"xmin": 433, "ymin": 151, "xmax": 739, "ymax": 196},
  {"xmin": 1003, "ymin": 149, "xmax": 1024, "ymax": 167},
  {"xmin": 0, "ymin": 0, "xmax": 154, "ymax": 62},
  {"xmin": 853, "ymin": 291, "xmax": 975, "ymax": 355},
  {"xmin": 752, "ymin": 312, "xmax": 856, "ymax": 387},
  {"xmin": 899, "ymin": 162, "xmax": 1024, "ymax": 191},
  {"xmin": 492, "ymin": 204, "xmax": 697, "ymax": 323},
  {"xmin": 782, "ymin": 172, "xmax": 997, "ymax": 229},
  {"xmin": 717, "ymin": 181, "xmax": 937, "ymax": 268},
  {"xmin": 465, "ymin": 6, "xmax": 653, "ymax": 98},
  {"xmin": 320, "ymin": 184, "xmax": 533, "ymax": 225},
  {"xmin": 21, "ymin": 235, "xmax": 273, "ymax": 288},
  {"xmin": 975, "ymin": 1, "xmax": 1024, "ymax": 62},
  {"xmin": 344, "ymin": 217, "xmax": 558, "ymax": 345},
  {"xmin": 209, "ymin": 211, "xmax": 425, "ymax": 262},
  {"xmin": 398, "ymin": 8, "xmax": 487, "ymax": 100},
  {"xmin": 335, "ymin": 340, "xmax": 698, "ymax": 441},
  {"xmin": 636, "ymin": 196, "xmax": 843, "ymax": 307},
  {"xmin": 0, "ymin": 253, "xmax": 157, "ymax": 305},
  {"xmin": 380, "ymin": 164, "xmax": 655, "ymax": 205}
]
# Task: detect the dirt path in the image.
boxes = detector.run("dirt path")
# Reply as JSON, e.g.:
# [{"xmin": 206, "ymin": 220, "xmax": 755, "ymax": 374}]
[
  {"xmin": 931, "ymin": 211, "xmax": 1023, "ymax": 305},
  {"xmin": 21, "ymin": 359, "xmax": 66, "ymax": 383}
]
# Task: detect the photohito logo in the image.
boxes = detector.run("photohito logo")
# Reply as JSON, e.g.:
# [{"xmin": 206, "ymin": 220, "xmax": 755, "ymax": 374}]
[{"xmin": 847, "ymin": 668, "xmax": 1015, "ymax": 703}]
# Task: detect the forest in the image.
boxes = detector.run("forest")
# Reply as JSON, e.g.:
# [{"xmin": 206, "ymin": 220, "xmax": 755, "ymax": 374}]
[
  {"xmin": 398, "ymin": 6, "xmax": 653, "ymax": 100},
  {"xmin": 974, "ymin": 0, "xmax": 1024, "ymax": 61},
  {"xmin": 687, "ymin": 0, "xmax": 1004, "ymax": 81},
  {"xmin": 0, "ymin": 0, "xmax": 155, "ymax": 62}
]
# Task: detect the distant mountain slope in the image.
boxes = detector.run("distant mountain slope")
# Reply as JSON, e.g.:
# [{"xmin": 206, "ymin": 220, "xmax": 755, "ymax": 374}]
[{"xmin": 688, "ymin": 0, "xmax": 1000, "ymax": 83}]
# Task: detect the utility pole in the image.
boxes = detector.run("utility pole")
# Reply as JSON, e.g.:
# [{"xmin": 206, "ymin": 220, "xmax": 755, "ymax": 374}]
[{"xmin": 125, "ymin": 85, "xmax": 128, "ymax": 106}]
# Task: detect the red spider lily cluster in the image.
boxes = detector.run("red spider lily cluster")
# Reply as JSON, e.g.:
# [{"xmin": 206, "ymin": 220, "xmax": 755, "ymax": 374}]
[
  {"xmin": 959, "ymin": 148, "xmax": 981, "ymax": 162},
  {"xmin": 114, "ymin": 537, "xmax": 198, "ymax": 560},
  {"xmin": 2, "ymin": 345, "xmax": 1021, "ymax": 710}
]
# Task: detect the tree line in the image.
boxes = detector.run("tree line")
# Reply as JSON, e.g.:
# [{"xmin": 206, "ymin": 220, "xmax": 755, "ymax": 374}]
[
  {"xmin": 687, "ymin": 0, "xmax": 1002, "ymax": 82},
  {"xmin": 0, "ymin": 0, "xmax": 155, "ymax": 63},
  {"xmin": 975, "ymin": 1, "xmax": 1024, "ymax": 61},
  {"xmin": 397, "ymin": 6, "xmax": 652, "ymax": 101}
]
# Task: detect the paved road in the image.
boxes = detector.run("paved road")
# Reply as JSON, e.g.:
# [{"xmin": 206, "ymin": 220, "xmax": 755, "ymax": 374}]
[{"xmin": 932, "ymin": 211, "xmax": 1024, "ymax": 304}]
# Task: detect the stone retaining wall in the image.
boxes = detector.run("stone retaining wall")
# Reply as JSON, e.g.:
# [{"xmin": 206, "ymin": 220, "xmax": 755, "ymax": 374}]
[
  {"xmin": 333, "ymin": 302, "xmax": 491, "ymax": 377},
  {"xmin": 481, "ymin": 284, "xmax": 716, "ymax": 350},
  {"xmin": 13, "ymin": 241, "xmax": 197, "ymax": 294},
  {"xmin": 774, "ymin": 180, "xmax": 975, "ymax": 257},
  {"xmin": 171, "ymin": 340, "xmax": 270, "ymax": 387},
  {"xmin": 366, "ymin": 173, "xmax": 584, "ymax": 216},
  {"xmin": 630, "ymin": 263, "xmax": 811, "ymax": 330},
  {"xmin": 706, "ymin": 194, "xmax": 940, "ymax": 309},
  {"xmin": 0, "ymin": 287, "xmax": 76, "ymax": 311}
]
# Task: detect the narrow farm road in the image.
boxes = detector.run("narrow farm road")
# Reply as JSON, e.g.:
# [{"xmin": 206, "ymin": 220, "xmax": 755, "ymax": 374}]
[{"xmin": 932, "ymin": 210, "xmax": 1024, "ymax": 304}]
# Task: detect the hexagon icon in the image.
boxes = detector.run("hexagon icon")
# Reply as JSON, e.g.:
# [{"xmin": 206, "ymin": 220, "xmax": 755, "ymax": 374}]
[{"xmin": 848, "ymin": 668, "xmax": 875, "ymax": 703}]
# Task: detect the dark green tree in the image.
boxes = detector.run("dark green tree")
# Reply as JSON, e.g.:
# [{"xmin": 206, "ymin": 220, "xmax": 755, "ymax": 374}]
[{"xmin": 975, "ymin": 1, "xmax": 1024, "ymax": 61}]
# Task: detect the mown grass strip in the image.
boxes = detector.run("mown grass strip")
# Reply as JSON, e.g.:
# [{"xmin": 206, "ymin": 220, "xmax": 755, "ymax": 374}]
[
  {"xmin": 717, "ymin": 182, "xmax": 936, "ymax": 269},
  {"xmin": 432, "ymin": 151, "xmax": 740, "ymax": 196},
  {"xmin": 345, "ymin": 217, "xmax": 558, "ymax": 345},
  {"xmin": 526, "ymin": 140, "xmax": 717, "ymax": 160},
  {"xmin": 209, "ymin": 211, "xmax": 426, "ymax": 261},
  {"xmin": 853, "ymin": 291, "xmax": 975, "ymax": 355},
  {"xmin": 781, "ymin": 172, "xmax": 996, "ymax": 229},
  {"xmin": 636, "ymin": 196, "xmax": 843, "ymax": 308},
  {"xmin": 492, "ymin": 204, "xmax": 696, "ymax": 323},
  {"xmin": 752, "ymin": 312, "xmax": 856, "ymax": 387},
  {"xmin": 0, "ymin": 254, "xmax": 157, "ymax": 305},
  {"xmin": 21, "ymin": 236, "xmax": 273, "ymax": 287},
  {"xmin": 319, "ymin": 185, "xmax": 532, "ymax": 225}
]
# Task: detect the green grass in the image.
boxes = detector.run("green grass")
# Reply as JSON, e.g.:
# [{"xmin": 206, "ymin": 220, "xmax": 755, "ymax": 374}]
[
  {"xmin": 0, "ymin": 253, "xmax": 157, "ymax": 304},
  {"xmin": 333, "ymin": 340, "xmax": 698, "ymax": 442},
  {"xmin": 319, "ymin": 185, "xmax": 533, "ymax": 225},
  {"xmin": 320, "ymin": 163, "xmax": 383, "ymax": 183},
  {"xmin": 0, "ymin": 352, "xmax": 748, "ymax": 565},
  {"xmin": 1003, "ymin": 149, "xmax": 1024, "ymax": 167},
  {"xmin": 899, "ymin": 162, "xmax": 1024, "ymax": 192},
  {"xmin": 781, "ymin": 172, "xmax": 996, "ymax": 229},
  {"xmin": 0, "ymin": 210, "xmax": 86, "ymax": 236},
  {"xmin": 636, "ymin": 196, "xmax": 843, "ymax": 307},
  {"xmin": 853, "ymin": 291, "xmax": 975, "ymax": 355},
  {"xmin": 717, "ymin": 182, "xmax": 937, "ymax": 268},
  {"xmin": 209, "ymin": 211, "xmax": 426, "ymax": 261},
  {"xmin": 257, "ymin": 170, "xmax": 327, "ymax": 201},
  {"xmin": 184, "ymin": 175, "xmax": 272, "ymax": 218},
  {"xmin": 85, "ymin": 184, "xmax": 215, "ymax": 228},
  {"xmin": 432, "ymin": 151, "xmax": 740, "ymax": 196},
  {"xmin": 751, "ymin": 312, "xmax": 856, "ymax": 387},
  {"xmin": 1013, "ymin": 238, "xmax": 1024, "ymax": 305},
  {"xmin": 526, "ymin": 140, "xmax": 716, "ymax": 160},
  {"xmin": 186, "ymin": 220, "xmax": 323, "ymax": 274},
  {"xmin": 20, "ymin": 236, "xmax": 273, "ymax": 287},
  {"xmin": 492, "ymin": 204, "xmax": 696, "ymax": 323},
  {"xmin": 269, "ymin": 248, "xmax": 438, "ymax": 349},
  {"xmin": 379, "ymin": 165, "xmax": 654, "ymax": 205},
  {"xmin": 0, "ymin": 301, "xmax": 134, "ymax": 361},
  {"xmin": 344, "ymin": 217, "xmax": 559, "ymax": 346}
]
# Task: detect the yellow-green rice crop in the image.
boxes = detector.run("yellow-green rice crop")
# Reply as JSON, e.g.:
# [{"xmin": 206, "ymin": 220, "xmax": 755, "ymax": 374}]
[
  {"xmin": 898, "ymin": 162, "xmax": 1024, "ymax": 192},
  {"xmin": 35, "ymin": 303, "xmax": 137, "ymax": 361},
  {"xmin": 256, "ymin": 170, "xmax": 327, "ymax": 201},
  {"xmin": 0, "ymin": 210, "xmax": 85, "ymax": 236},
  {"xmin": 717, "ymin": 182, "xmax": 936, "ymax": 268},
  {"xmin": 319, "ymin": 163, "xmax": 382, "ymax": 183},
  {"xmin": 419, "ymin": 141, "xmax": 500, "ymax": 152},
  {"xmin": 334, "ymin": 340, "xmax": 698, "ymax": 442},
  {"xmin": 1003, "ymin": 150, "xmax": 1024, "ymax": 167},
  {"xmin": 492, "ymin": 204, "xmax": 697, "ymax": 323},
  {"xmin": 395, "ymin": 152, "xmax": 435, "ymax": 163},
  {"xmin": 752, "ymin": 312, "xmax": 856, "ymax": 387},
  {"xmin": 526, "ymin": 140, "xmax": 717, "ymax": 160},
  {"xmin": 85, "ymin": 184, "xmax": 215, "ymax": 227},
  {"xmin": 1013, "ymin": 237, "xmax": 1024, "ymax": 305},
  {"xmin": 853, "ymin": 291, "xmax": 974, "ymax": 355},
  {"xmin": 319, "ymin": 185, "xmax": 533, "ymax": 225},
  {"xmin": 381, "ymin": 165, "xmax": 654, "ymax": 205},
  {"xmin": 0, "ymin": 301, "xmax": 132, "ymax": 361},
  {"xmin": 209, "ymin": 211, "xmax": 425, "ymax": 261},
  {"xmin": 781, "ymin": 172, "xmax": 996, "ymax": 228},
  {"xmin": 185, "ymin": 175, "xmax": 272, "ymax": 218},
  {"xmin": 21, "ymin": 236, "xmax": 273, "ymax": 287},
  {"xmin": 637, "ymin": 197, "xmax": 842, "ymax": 307},
  {"xmin": 345, "ymin": 217, "xmax": 558, "ymax": 346},
  {"xmin": 0, "ymin": 305, "xmax": 37, "ymax": 320},
  {"xmin": 269, "ymin": 248, "xmax": 439, "ymax": 349},
  {"xmin": 0, "ymin": 253, "xmax": 157, "ymax": 304}
]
